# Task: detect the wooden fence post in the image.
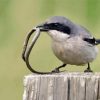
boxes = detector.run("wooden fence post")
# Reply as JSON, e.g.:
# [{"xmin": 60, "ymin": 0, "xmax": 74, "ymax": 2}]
[{"xmin": 23, "ymin": 72, "xmax": 100, "ymax": 100}]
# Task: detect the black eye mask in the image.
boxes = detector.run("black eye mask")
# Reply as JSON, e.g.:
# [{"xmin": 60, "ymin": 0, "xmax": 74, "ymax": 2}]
[{"xmin": 43, "ymin": 23, "xmax": 71, "ymax": 35}]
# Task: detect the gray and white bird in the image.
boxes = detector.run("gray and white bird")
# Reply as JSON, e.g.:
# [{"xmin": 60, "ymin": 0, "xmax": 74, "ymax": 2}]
[
  {"xmin": 22, "ymin": 16, "xmax": 100, "ymax": 74},
  {"xmin": 37, "ymin": 16, "xmax": 100, "ymax": 73}
]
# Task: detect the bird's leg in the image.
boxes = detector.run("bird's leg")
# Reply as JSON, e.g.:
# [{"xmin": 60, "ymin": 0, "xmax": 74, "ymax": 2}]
[
  {"xmin": 84, "ymin": 63, "xmax": 93, "ymax": 72},
  {"xmin": 52, "ymin": 64, "xmax": 66, "ymax": 73}
]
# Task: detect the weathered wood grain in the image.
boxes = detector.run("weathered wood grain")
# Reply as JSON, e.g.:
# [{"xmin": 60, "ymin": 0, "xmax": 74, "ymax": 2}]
[{"xmin": 23, "ymin": 72, "xmax": 100, "ymax": 100}]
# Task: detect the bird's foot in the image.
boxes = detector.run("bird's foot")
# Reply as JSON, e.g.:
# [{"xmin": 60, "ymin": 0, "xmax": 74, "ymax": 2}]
[
  {"xmin": 84, "ymin": 63, "xmax": 93, "ymax": 73},
  {"xmin": 51, "ymin": 64, "xmax": 67, "ymax": 73},
  {"xmin": 51, "ymin": 68, "xmax": 60, "ymax": 73},
  {"xmin": 84, "ymin": 69, "xmax": 93, "ymax": 73},
  {"xmin": 51, "ymin": 68, "xmax": 66, "ymax": 73}
]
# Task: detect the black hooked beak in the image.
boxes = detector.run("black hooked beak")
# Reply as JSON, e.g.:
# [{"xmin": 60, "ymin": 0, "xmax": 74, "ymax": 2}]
[{"xmin": 36, "ymin": 23, "xmax": 49, "ymax": 32}]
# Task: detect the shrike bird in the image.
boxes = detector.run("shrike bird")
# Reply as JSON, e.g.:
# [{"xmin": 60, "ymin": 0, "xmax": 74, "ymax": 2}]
[{"xmin": 22, "ymin": 16, "xmax": 100, "ymax": 74}]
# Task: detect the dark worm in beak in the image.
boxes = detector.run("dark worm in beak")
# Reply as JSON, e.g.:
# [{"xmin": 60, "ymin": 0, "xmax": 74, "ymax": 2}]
[{"xmin": 22, "ymin": 27, "xmax": 57, "ymax": 74}]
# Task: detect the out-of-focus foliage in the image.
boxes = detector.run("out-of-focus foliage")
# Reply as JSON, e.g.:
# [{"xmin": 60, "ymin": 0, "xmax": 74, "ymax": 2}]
[{"xmin": 0, "ymin": 0, "xmax": 100, "ymax": 100}]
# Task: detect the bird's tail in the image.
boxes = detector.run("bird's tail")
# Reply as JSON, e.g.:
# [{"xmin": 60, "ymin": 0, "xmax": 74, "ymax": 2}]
[{"xmin": 95, "ymin": 39, "xmax": 100, "ymax": 45}]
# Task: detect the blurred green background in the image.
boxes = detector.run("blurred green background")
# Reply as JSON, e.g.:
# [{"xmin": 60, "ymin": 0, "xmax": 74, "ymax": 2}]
[{"xmin": 0, "ymin": 0, "xmax": 100, "ymax": 100}]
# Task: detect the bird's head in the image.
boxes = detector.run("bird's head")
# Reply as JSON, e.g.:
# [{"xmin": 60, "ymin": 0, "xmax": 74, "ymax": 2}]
[{"xmin": 36, "ymin": 16, "xmax": 74, "ymax": 41}]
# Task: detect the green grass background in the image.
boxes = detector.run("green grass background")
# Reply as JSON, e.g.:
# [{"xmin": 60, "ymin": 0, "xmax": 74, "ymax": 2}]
[{"xmin": 0, "ymin": 0, "xmax": 100, "ymax": 100}]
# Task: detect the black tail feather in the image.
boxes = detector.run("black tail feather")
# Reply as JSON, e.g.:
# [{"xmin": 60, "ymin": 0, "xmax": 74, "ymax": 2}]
[{"xmin": 95, "ymin": 39, "xmax": 100, "ymax": 45}]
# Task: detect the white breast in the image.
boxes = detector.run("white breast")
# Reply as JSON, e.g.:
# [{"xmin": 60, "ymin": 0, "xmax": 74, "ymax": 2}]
[{"xmin": 52, "ymin": 36, "xmax": 98, "ymax": 65}]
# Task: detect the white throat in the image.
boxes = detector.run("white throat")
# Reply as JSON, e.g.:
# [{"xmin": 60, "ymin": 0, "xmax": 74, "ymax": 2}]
[{"xmin": 48, "ymin": 30, "xmax": 70, "ymax": 41}]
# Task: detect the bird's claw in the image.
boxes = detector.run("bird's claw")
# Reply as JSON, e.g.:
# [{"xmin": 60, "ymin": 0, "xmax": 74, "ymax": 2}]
[
  {"xmin": 51, "ymin": 68, "xmax": 66, "ymax": 73},
  {"xmin": 84, "ymin": 69, "xmax": 93, "ymax": 73},
  {"xmin": 51, "ymin": 68, "xmax": 60, "ymax": 73}
]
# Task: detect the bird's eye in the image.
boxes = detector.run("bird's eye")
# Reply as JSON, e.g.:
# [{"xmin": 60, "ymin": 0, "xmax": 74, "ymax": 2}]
[{"xmin": 54, "ymin": 23, "xmax": 58, "ymax": 26}]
